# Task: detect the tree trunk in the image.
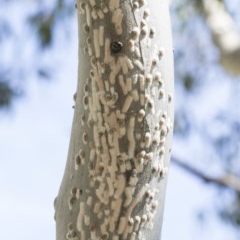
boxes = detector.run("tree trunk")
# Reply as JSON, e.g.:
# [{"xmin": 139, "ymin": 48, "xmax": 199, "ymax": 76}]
[{"xmin": 55, "ymin": 0, "xmax": 174, "ymax": 239}]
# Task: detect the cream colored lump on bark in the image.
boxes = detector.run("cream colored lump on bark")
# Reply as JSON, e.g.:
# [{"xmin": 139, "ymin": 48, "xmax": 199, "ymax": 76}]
[{"xmin": 63, "ymin": 0, "xmax": 173, "ymax": 240}]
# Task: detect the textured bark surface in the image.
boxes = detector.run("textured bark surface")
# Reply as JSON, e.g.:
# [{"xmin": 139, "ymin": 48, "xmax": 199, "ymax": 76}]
[{"xmin": 55, "ymin": 0, "xmax": 174, "ymax": 239}]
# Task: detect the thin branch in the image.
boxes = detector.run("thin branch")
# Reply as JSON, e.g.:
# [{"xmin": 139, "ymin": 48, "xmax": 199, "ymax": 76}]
[{"xmin": 171, "ymin": 156, "xmax": 240, "ymax": 193}]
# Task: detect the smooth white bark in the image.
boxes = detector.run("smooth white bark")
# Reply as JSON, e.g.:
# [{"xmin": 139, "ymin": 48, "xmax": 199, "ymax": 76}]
[{"xmin": 202, "ymin": 0, "xmax": 240, "ymax": 75}]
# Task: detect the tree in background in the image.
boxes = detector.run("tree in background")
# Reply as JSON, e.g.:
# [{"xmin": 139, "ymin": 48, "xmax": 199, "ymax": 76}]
[
  {"xmin": 172, "ymin": 0, "xmax": 240, "ymax": 229},
  {"xmin": 0, "ymin": 0, "xmax": 240, "ymax": 237}
]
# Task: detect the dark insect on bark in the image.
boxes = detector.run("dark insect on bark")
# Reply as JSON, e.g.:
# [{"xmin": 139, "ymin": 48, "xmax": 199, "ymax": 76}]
[{"xmin": 110, "ymin": 41, "xmax": 123, "ymax": 54}]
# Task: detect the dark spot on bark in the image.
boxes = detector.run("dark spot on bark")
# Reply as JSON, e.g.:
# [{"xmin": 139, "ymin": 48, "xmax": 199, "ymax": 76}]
[{"xmin": 110, "ymin": 41, "xmax": 123, "ymax": 54}]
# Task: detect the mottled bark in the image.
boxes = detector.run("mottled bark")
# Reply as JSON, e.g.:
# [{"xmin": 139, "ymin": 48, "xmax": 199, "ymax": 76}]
[{"xmin": 55, "ymin": 0, "xmax": 174, "ymax": 239}]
